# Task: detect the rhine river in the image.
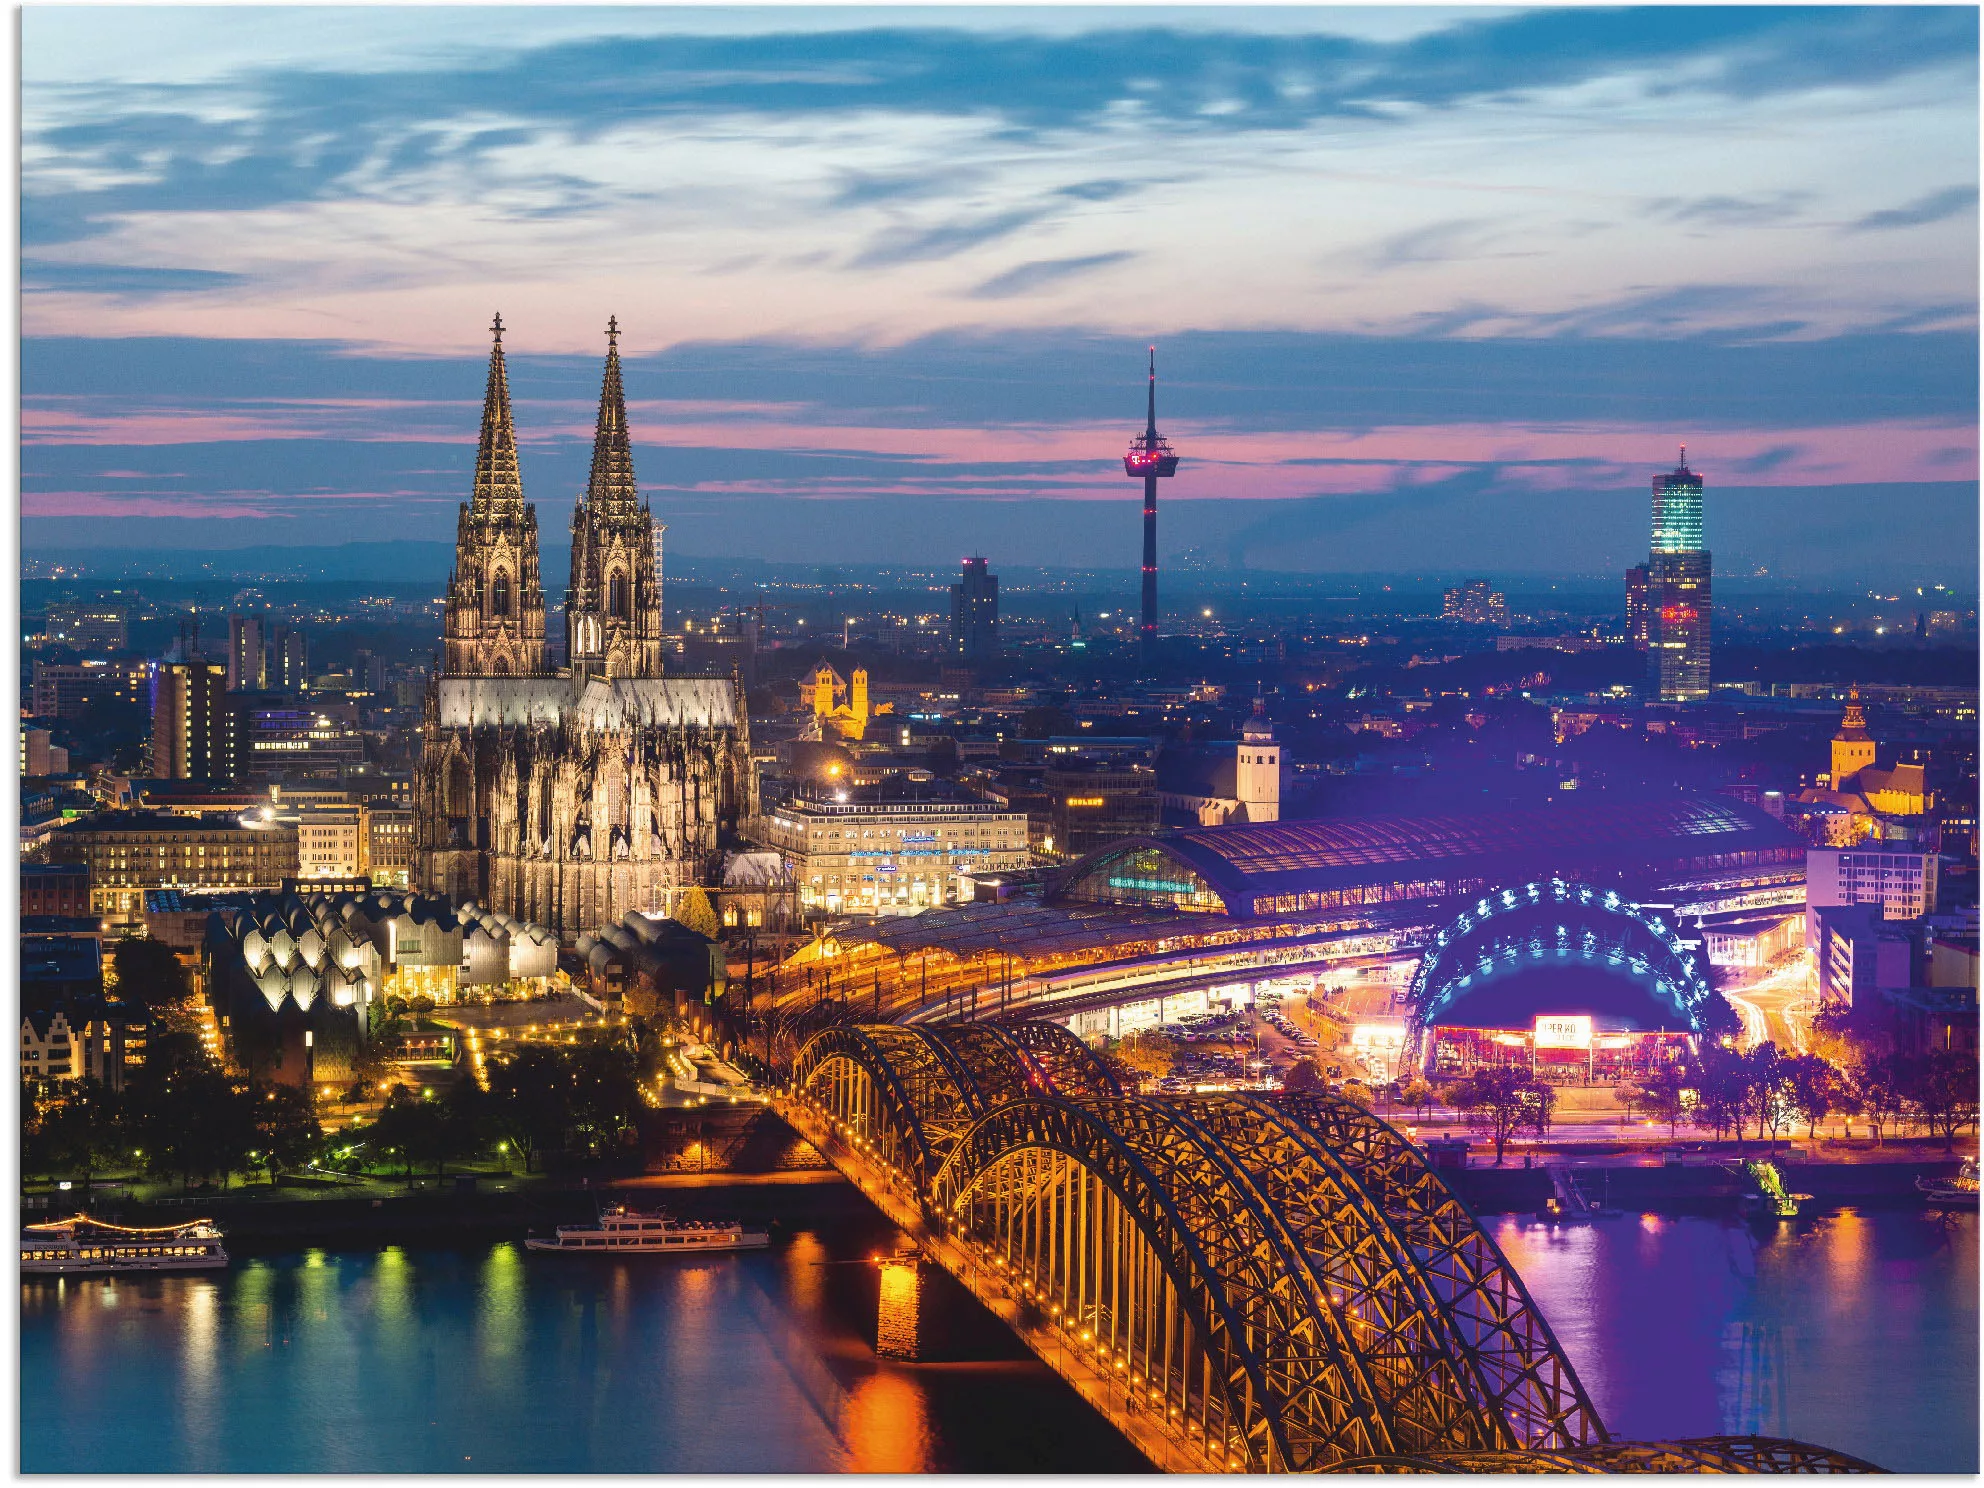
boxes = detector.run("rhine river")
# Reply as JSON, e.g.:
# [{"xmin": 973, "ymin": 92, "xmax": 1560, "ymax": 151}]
[{"xmin": 21, "ymin": 1205, "xmax": 1976, "ymax": 1473}]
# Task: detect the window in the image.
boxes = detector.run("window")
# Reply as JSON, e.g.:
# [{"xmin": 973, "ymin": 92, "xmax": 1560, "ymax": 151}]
[
  {"xmin": 609, "ymin": 572, "xmax": 629, "ymax": 619},
  {"xmin": 492, "ymin": 571, "xmax": 512, "ymax": 616}
]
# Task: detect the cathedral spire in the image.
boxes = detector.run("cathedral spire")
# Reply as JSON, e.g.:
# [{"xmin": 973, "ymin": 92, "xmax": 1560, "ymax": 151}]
[
  {"xmin": 473, "ymin": 312, "xmax": 524, "ymax": 513},
  {"xmin": 566, "ymin": 318, "xmax": 662, "ymax": 679},
  {"xmin": 584, "ymin": 316, "xmax": 640, "ymax": 514}
]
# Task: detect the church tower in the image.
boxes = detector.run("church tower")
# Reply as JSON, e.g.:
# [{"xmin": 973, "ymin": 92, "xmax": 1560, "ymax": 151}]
[
  {"xmin": 442, "ymin": 314, "xmax": 548, "ymax": 677},
  {"xmin": 566, "ymin": 318, "xmax": 663, "ymax": 679},
  {"xmin": 1236, "ymin": 695, "xmax": 1281, "ymax": 824},
  {"xmin": 1831, "ymin": 685, "xmax": 1877, "ymax": 787}
]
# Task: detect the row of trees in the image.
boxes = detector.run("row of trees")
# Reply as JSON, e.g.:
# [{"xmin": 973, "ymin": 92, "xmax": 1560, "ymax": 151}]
[
  {"xmin": 22, "ymin": 1030, "xmax": 321, "ymax": 1192},
  {"xmin": 1630, "ymin": 1043, "xmax": 1979, "ymax": 1151},
  {"xmin": 23, "ymin": 1027, "xmax": 656, "ymax": 1193}
]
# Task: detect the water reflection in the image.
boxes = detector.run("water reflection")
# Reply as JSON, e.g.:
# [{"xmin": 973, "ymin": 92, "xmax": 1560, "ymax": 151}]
[
  {"xmin": 22, "ymin": 1210, "xmax": 1965, "ymax": 1473},
  {"xmin": 1498, "ymin": 1209, "xmax": 1977, "ymax": 1473}
]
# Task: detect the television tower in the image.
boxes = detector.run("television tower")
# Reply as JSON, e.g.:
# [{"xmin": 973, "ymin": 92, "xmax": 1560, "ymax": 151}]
[{"xmin": 1123, "ymin": 346, "xmax": 1179, "ymax": 663}]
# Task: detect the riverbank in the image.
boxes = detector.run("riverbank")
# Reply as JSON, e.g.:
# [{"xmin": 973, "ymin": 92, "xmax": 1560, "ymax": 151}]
[{"xmin": 1451, "ymin": 1153, "xmax": 1968, "ymax": 1213}]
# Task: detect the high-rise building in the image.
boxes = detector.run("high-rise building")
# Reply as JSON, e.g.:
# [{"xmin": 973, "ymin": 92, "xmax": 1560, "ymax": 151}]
[
  {"xmin": 1122, "ymin": 348, "xmax": 1180, "ymax": 664},
  {"xmin": 227, "ymin": 614, "xmax": 268, "ymax": 692},
  {"xmin": 1645, "ymin": 448, "xmax": 1711, "ymax": 701},
  {"xmin": 1442, "ymin": 579, "xmax": 1507, "ymax": 626},
  {"xmin": 950, "ymin": 556, "xmax": 999, "ymax": 663},
  {"xmin": 149, "ymin": 661, "xmax": 239, "ymax": 782},
  {"xmin": 267, "ymin": 626, "xmax": 309, "ymax": 691},
  {"xmin": 1624, "ymin": 565, "xmax": 1650, "ymax": 649}
]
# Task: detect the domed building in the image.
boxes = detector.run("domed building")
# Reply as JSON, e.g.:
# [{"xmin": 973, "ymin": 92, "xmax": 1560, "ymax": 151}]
[{"xmin": 1404, "ymin": 879, "xmax": 1736, "ymax": 1080}]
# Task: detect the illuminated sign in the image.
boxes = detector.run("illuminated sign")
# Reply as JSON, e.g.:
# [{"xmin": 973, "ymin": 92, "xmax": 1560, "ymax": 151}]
[
  {"xmin": 1065, "ymin": 797, "xmax": 1106, "ymax": 807},
  {"xmin": 1350, "ymin": 1023, "xmax": 1407, "ymax": 1050},
  {"xmin": 1533, "ymin": 1015, "xmax": 1593, "ymax": 1050},
  {"xmin": 1108, "ymin": 875, "xmax": 1198, "ymax": 895}
]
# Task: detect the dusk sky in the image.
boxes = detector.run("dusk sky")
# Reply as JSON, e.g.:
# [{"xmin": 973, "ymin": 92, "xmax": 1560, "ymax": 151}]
[{"xmin": 21, "ymin": 5, "xmax": 1980, "ymax": 578}]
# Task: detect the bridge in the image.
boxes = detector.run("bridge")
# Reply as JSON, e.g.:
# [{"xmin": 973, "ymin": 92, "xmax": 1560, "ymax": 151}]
[{"xmin": 776, "ymin": 1019, "xmax": 1879, "ymax": 1475}]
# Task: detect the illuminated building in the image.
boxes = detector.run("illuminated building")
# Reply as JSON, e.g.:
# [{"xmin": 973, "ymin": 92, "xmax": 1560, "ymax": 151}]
[
  {"xmin": 149, "ymin": 661, "xmax": 240, "ymax": 782},
  {"xmin": 226, "ymin": 614, "xmax": 267, "ymax": 691},
  {"xmin": 50, "ymin": 810, "xmax": 298, "ymax": 928},
  {"xmin": 1645, "ymin": 449, "xmax": 1711, "ymax": 701},
  {"xmin": 20, "ymin": 727, "xmax": 68, "ymax": 777},
  {"xmin": 412, "ymin": 317, "xmax": 753, "ymax": 941},
  {"xmin": 1441, "ymin": 579, "xmax": 1507, "ymax": 626},
  {"xmin": 950, "ymin": 556, "xmax": 999, "ymax": 663},
  {"xmin": 42, "ymin": 604, "xmax": 128, "ymax": 650},
  {"xmin": 1805, "ymin": 846, "xmax": 1939, "ymax": 950},
  {"xmin": 1404, "ymin": 880, "xmax": 1721, "ymax": 1077},
  {"xmin": 1156, "ymin": 701, "xmax": 1280, "ymax": 827},
  {"xmin": 1827, "ymin": 687, "xmax": 1931, "ymax": 814},
  {"xmin": 202, "ymin": 886, "xmax": 557, "ymax": 1087},
  {"xmin": 245, "ymin": 706, "xmax": 365, "ymax": 779},
  {"xmin": 798, "ymin": 660, "xmax": 877, "ymax": 741},
  {"xmin": 1624, "ymin": 565, "xmax": 1650, "ymax": 649},
  {"xmin": 32, "ymin": 660, "xmax": 144, "ymax": 719},
  {"xmin": 1048, "ymin": 759, "xmax": 1161, "ymax": 857},
  {"xmin": 1122, "ymin": 348, "xmax": 1179, "ymax": 662},
  {"xmin": 759, "ymin": 788, "xmax": 1029, "ymax": 916}
]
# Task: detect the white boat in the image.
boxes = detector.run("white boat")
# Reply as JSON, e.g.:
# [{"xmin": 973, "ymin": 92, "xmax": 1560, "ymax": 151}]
[
  {"xmin": 525, "ymin": 1204, "xmax": 770, "ymax": 1254},
  {"xmin": 1918, "ymin": 1157, "xmax": 1980, "ymax": 1209},
  {"xmin": 22, "ymin": 1214, "xmax": 229, "ymax": 1275}
]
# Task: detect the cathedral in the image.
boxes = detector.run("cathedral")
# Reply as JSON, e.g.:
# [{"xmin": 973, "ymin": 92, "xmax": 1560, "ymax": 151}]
[{"xmin": 414, "ymin": 316, "xmax": 754, "ymax": 941}]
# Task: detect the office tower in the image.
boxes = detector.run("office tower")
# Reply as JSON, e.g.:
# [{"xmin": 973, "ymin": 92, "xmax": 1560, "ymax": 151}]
[
  {"xmin": 1646, "ymin": 448, "xmax": 1711, "ymax": 702},
  {"xmin": 227, "ymin": 614, "xmax": 267, "ymax": 691},
  {"xmin": 1122, "ymin": 347, "xmax": 1180, "ymax": 663},
  {"xmin": 1625, "ymin": 565, "xmax": 1650, "ymax": 649},
  {"xmin": 149, "ymin": 661, "xmax": 238, "ymax": 782},
  {"xmin": 270, "ymin": 626, "xmax": 310, "ymax": 691},
  {"xmin": 950, "ymin": 556, "xmax": 1000, "ymax": 663}
]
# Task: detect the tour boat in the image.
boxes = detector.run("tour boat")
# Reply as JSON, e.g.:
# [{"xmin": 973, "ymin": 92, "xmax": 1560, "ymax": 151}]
[
  {"xmin": 525, "ymin": 1204, "xmax": 770, "ymax": 1254},
  {"xmin": 21, "ymin": 1214, "xmax": 229, "ymax": 1275},
  {"xmin": 1917, "ymin": 1158, "xmax": 1979, "ymax": 1210}
]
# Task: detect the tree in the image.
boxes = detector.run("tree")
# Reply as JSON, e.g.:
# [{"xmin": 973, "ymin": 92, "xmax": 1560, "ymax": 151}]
[
  {"xmin": 1781, "ymin": 1055, "xmax": 1842, "ymax": 1143},
  {"xmin": 1395, "ymin": 1076, "xmax": 1436, "ymax": 1122},
  {"xmin": 28, "ymin": 1079, "xmax": 127, "ymax": 1194},
  {"xmin": 1443, "ymin": 1067, "xmax": 1554, "ymax": 1166},
  {"xmin": 484, "ymin": 1046, "xmax": 571, "ymax": 1173},
  {"xmin": 675, "ymin": 887, "xmax": 721, "ymax": 943},
  {"xmin": 1854, "ymin": 1055, "xmax": 1909, "ymax": 1146},
  {"xmin": 1908, "ymin": 1048, "xmax": 1981, "ymax": 1153},
  {"xmin": 109, "ymin": 937, "xmax": 191, "ymax": 1011},
  {"xmin": 251, "ymin": 1082, "xmax": 324, "ymax": 1179},
  {"xmin": 370, "ymin": 1089, "xmax": 453, "ymax": 1181},
  {"xmin": 565, "ymin": 1039, "xmax": 644, "ymax": 1160},
  {"xmin": 1743, "ymin": 1044, "xmax": 1797, "ymax": 1147},
  {"xmin": 1639, "ymin": 1064, "xmax": 1691, "ymax": 1138},
  {"xmin": 1281, "ymin": 1060, "xmax": 1324, "ymax": 1094}
]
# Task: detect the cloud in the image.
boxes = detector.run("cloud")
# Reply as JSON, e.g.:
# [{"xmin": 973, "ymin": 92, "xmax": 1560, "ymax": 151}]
[
  {"xmin": 967, "ymin": 252, "xmax": 1137, "ymax": 300},
  {"xmin": 1652, "ymin": 192, "xmax": 1811, "ymax": 228},
  {"xmin": 849, "ymin": 208, "xmax": 1050, "ymax": 268},
  {"xmin": 20, "ymin": 262, "xmax": 247, "ymax": 296},
  {"xmin": 1850, "ymin": 185, "xmax": 1980, "ymax": 232}
]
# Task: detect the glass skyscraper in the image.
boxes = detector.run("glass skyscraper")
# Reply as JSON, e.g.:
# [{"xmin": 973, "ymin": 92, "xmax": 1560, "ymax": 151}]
[{"xmin": 1645, "ymin": 449, "xmax": 1711, "ymax": 701}]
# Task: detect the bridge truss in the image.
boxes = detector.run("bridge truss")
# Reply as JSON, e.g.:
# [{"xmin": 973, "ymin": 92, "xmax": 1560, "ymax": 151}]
[{"xmin": 780, "ymin": 1020, "xmax": 1879, "ymax": 1475}]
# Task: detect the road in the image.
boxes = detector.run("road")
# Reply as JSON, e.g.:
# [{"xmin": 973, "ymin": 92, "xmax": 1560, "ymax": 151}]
[{"xmin": 1722, "ymin": 962, "xmax": 1819, "ymax": 1054}]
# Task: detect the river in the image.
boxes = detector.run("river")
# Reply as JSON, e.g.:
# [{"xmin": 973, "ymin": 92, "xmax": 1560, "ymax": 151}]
[{"xmin": 21, "ymin": 1205, "xmax": 1976, "ymax": 1473}]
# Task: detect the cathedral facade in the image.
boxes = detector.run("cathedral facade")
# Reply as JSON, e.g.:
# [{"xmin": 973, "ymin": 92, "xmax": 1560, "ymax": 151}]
[{"xmin": 414, "ymin": 316, "xmax": 753, "ymax": 941}]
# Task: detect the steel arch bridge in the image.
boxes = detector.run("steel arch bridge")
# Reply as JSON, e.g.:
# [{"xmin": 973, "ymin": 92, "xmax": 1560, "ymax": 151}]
[{"xmin": 779, "ymin": 1020, "xmax": 1879, "ymax": 1476}]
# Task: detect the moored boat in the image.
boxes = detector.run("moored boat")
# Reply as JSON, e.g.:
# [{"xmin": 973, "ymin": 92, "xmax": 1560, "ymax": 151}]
[
  {"xmin": 1918, "ymin": 1157, "xmax": 1979, "ymax": 1209},
  {"xmin": 21, "ymin": 1214, "xmax": 229, "ymax": 1275},
  {"xmin": 526, "ymin": 1204, "xmax": 769, "ymax": 1254}
]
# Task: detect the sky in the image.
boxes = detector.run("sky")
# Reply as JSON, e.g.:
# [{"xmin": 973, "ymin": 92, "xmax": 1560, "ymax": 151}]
[{"xmin": 19, "ymin": 5, "xmax": 1980, "ymax": 579}]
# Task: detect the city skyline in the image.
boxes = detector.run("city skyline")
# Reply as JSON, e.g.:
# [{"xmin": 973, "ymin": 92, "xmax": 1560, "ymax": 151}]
[{"xmin": 21, "ymin": 6, "xmax": 1979, "ymax": 578}]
